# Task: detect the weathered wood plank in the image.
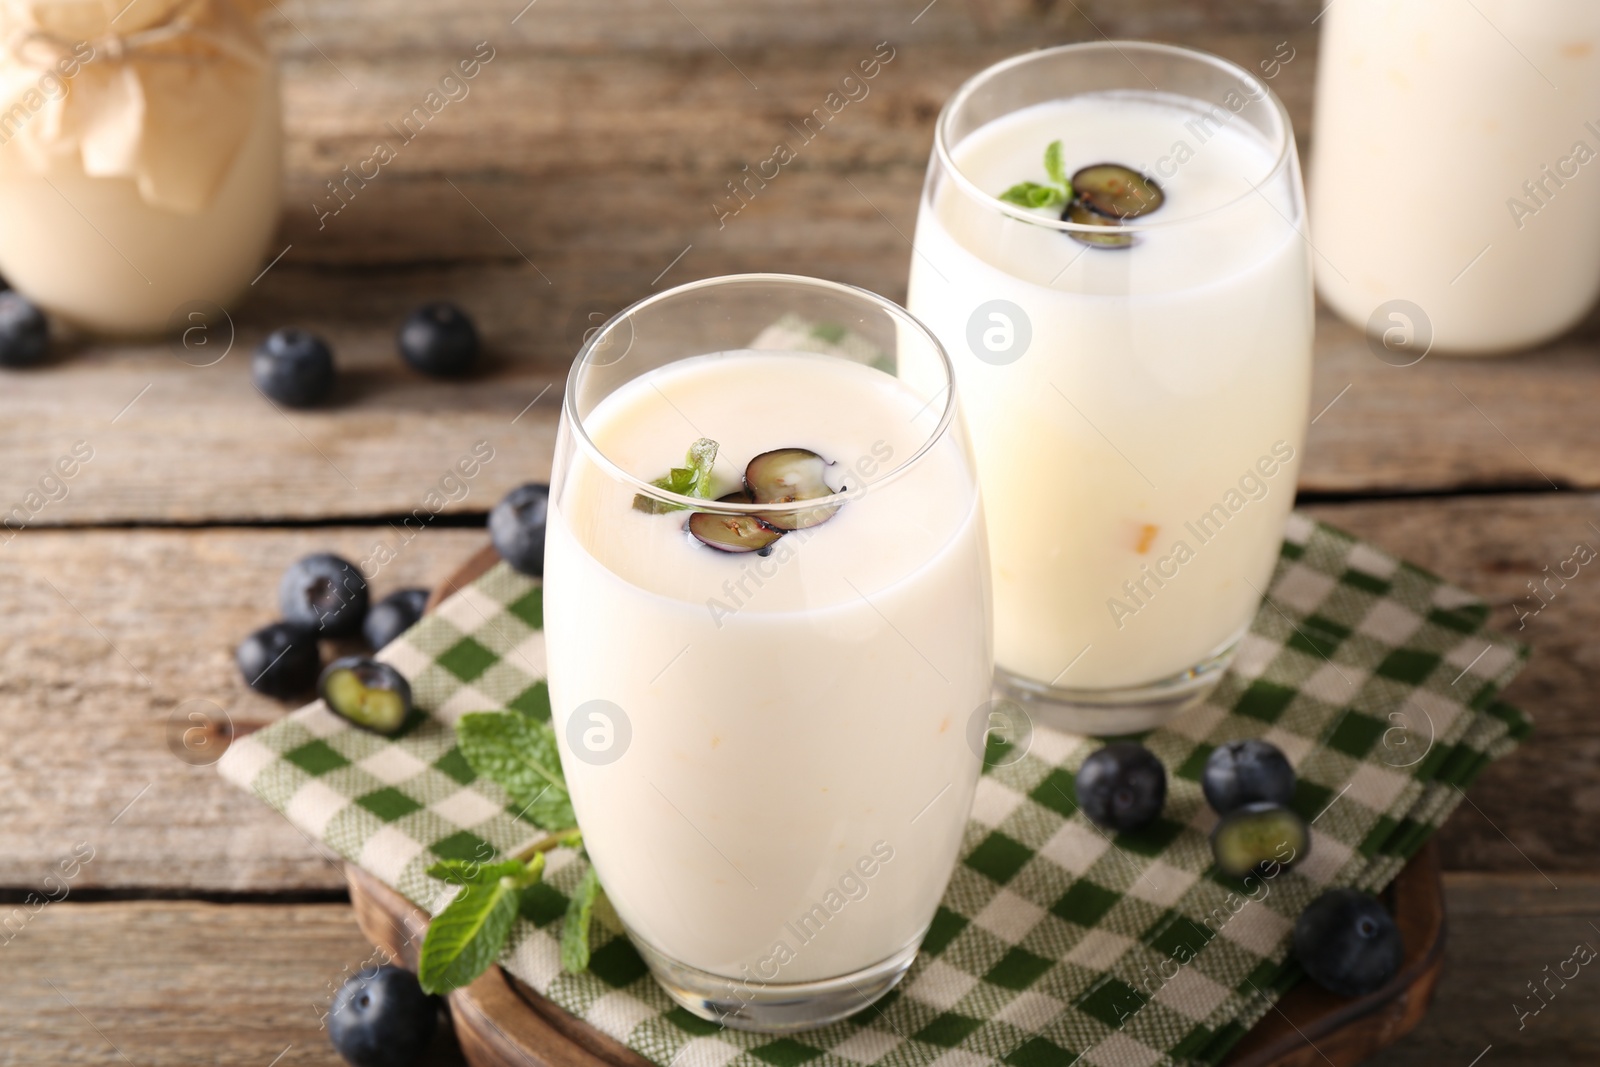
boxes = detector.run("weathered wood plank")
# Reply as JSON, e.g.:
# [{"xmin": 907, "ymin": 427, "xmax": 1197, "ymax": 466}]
[{"xmin": 0, "ymin": 497, "xmax": 1584, "ymax": 892}]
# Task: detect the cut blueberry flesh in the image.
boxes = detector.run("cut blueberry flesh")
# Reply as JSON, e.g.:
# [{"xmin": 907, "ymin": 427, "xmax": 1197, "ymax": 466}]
[
  {"xmin": 327, "ymin": 964, "xmax": 439, "ymax": 1067},
  {"xmin": 398, "ymin": 301, "xmax": 479, "ymax": 377},
  {"xmin": 253, "ymin": 327, "xmax": 335, "ymax": 407},
  {"xmin": 1062, "ymin": 199, "xmax": 1134, "ymax": 249},
  {"xmin": 1074, "ymin": 742, "xmax": 1167, "ymax": 832},
  {"xmin": 279, "ymin": 553, "xmax": 370, "ymax": 637},
  {"xmin": 363, "ymin": 588, "xmax": 429, "ymax": 650},
  {"xmin": 489, "ymin": 483, "xmax": 549, "ymax": 576},
  {"xmin": 744, "ymin": 448, "xmax": 840, "ymax": 530},
  {"xmin": 0, "ymin": 290, "xmax": 49, "ymax": 368},
  {"xmin": 1293, "ymin": 888, "xmax": 1404, "ymax": 997},
  {"xmin": 236, "ymin": 622, "xmax": 321, "ymax": 700},
  {"xmin": 1072, "ymin": 163, "xmax": 1164, "ymax": 219},
  {"xmin": 320, "ymin": 656, "xmax": 414, "ymax": 735},
  {"xmin": 688, "ymin": 491, "xmax": 785, "ymax": 553},
  {"xmin": 1202, "ymin": 738, "xmax": 1297, "ymax": 814},
  {"xmin": 1210, "ymin": 801, "xmax": 1309, "ymax": 879}
]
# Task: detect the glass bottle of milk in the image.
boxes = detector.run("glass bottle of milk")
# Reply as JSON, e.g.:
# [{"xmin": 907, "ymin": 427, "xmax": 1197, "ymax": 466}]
[
  {"xmin": 907, "ymin": 42, "xmax": 1314, "ymax": 735},
  {"xmin": 0, "ymin": 0, "xmax": 282, "ymax": 336},
  {"xmin": 1311, "ymin": 0, "xmax": 1600, "ymax": 355}
]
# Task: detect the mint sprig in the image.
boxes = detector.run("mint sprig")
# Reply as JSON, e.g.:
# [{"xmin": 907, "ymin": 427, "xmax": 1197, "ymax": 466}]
[
  {"xmin": 415, "ymin": 713, "xmax": 606, "ymax": 994},
  {"xmin": 634, "ymin": 437, "xmax": 719, "ymax": 513},
  {"xmin": 999, "ymin": 139, "xmax": 1072, "ymax": 209}
]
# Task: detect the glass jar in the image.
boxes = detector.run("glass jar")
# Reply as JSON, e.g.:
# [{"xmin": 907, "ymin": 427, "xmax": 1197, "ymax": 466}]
[{"xmin": 0, "ymin": 0, "xmax": 281, "ymax": 336}]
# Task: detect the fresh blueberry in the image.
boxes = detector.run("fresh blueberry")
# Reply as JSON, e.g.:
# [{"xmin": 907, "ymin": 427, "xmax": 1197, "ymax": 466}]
[
  {"xmin": 1074, "ymin": 742, "xmax": 1167, "ymax": 832},
  {"xmin": 489, "ymin": 483, "xmax": 549, "ymax": 576},
  {"xmin": 253, "ymin": 328, "xmax": 335, "ymax": 407},
  {"xmin": 327, "ymin": 964, "xmax": 439, "ymax": 1067},
  {"xmin": 236, "ymin": 622, "xmax": 321, "ymax": 699},
  {"xmin": 1293, "ymin": 888, "xmax": 1404, "ymax": 997},
  {"xmin": 364, "ymin": 588, "xmax": 429, "ymax": 650},
  {"xmin": 1202, "ymin": 739, "xmax": 1296, "ymax": 814},
  {"xmin": 398, "ymin": 302, "xmax": 479, "ymax": 377},
  {"xmin": 1210, "ymin": 801, "xmax": 1310, "ymax": 879},
  {"xmin": 320, "ymin": 656, "xmax": 414, "ymax": 735},
  {"xmin": 0, "ymin": 290, "xmax": 49, "ymax": 368},
  {"xmin": 279, "ymin": 553, "xmax": 369, "ymax": 637}
]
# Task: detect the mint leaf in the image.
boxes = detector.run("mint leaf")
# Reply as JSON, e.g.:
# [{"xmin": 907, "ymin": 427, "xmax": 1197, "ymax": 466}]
[
  {"xmin": 1044, "ymin": 140, "xmax": 1066, "ymax": 186},
  {"xmin": 998, "ymin": 181, "xmax": 1065, "ymax": 209},
  {"xmin": 634, "ymin": 437, "xmax": 719, "ymax": 514},
  {"xmin": 418, "ymin": 867, "xmax": 524, "ymax": 994},
  {"xmin": 426, "ymin": 858, "xmax": 524, "ymax": 886},
  {"xmin": 561, "ymin": 866, "xmax": 602, "ymax": 973},
  {"xmin": 457, "ymin": 712, "xmax": 577, "ymax": 830}
]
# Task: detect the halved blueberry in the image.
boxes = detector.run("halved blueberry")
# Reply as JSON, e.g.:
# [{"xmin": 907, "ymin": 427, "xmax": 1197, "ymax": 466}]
[
  {"xmin": 688, "ymin": 491, "xmax": 784, "ymax": 554},
  {"xmin": 1202, "ymin": 739, "xmax": 1296, "ymax": 814},
  {"xmin": 398, "ymin": 302, "xmax": 479, "ymax": 377},
  {"xmin": 327, "ymin": 964, "xmax": 439, "ymax": 1067},
  {"xmin": 745, "ymin": 448, "xmax": 840, "ymax": 530},
  {"xmin": 1072, "ymin": 163, "xmax": 1164, "ymax": 219},
  {"xmin": 236, "ymin": 621, "xmax": 321, "ymax": 700},
  {"xmin": 1210, "ymin": 801, "xmax": 1309, "ymax": 879},
  {"xmin": 279, "ymin": 553, "xmax": 369, "ymax": 637},
  {"xmin": 364, "ymin": 589, "xmax": 429, "ymax": 650},
  {"xmin": 1062, "ymin": 199, "xmax": 1134, "ymax": 249},
  {"xmin": 1075, "ymin": 742, "xmax": 1167, "ymax": 832},
  {"xmin": 320, "ymin": 656, "xmax": 414, "ymax": 735},
  {"xmin": 1293, "ymin": 888, "xmax": 1403, "ymax": 997},
  {"xmin": 253, "ymin": 328, "xmax": 335, "ymax": 407}
]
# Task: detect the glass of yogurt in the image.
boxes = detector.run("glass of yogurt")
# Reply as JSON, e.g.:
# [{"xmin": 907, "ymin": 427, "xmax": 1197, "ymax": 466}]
[
  {"xmin": 544, "ymin": 274, "xmax": 992, "ymax": 1031},
  {"xmin": 906, "ymin": 42, "xmax": 1313, "ymax": 734}
]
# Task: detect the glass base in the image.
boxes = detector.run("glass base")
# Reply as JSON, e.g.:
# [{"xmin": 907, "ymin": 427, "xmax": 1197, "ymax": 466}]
[
  {"xmin": 996, "ymin": 631, "xmax": 1243, "ymax": 736},
  {"xmin": 628, "ymin": 928, "xmax": 922, "ymax": 1033}
]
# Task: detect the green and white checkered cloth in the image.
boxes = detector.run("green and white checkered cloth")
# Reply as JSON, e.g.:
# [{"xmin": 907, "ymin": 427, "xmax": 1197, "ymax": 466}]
[{"xmin": 220, "ymin": 515, "xmax": 1530, "ymax": 1067}]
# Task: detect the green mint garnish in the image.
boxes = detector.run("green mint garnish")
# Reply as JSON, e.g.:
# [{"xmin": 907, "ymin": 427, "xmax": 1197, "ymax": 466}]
[
  {"xmin": 634, "ymin": 437, "xmax": 719, "ymax": 514},
  {"xmin": 418, "ymin": 856, "xmax": 541, "ymax": 995},
  {"xmin": 999, "ymin": 139, "xmax": 1072, "ymax": 209},
  {"xmin": 560, "ymin": 866, "xmax": 603, "ymax": 972},
  {"xmin": 457, "ymin": 712, "xmax": 576, "ymax": 831}
]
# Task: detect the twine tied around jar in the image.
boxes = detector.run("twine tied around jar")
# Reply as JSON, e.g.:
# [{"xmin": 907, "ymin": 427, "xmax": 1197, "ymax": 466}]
[{"xmin": 0, "ymin": 0, "xmax": 273, "ymax": 214}]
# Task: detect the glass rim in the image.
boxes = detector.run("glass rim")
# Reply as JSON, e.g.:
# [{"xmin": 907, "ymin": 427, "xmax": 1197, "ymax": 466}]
[
  {"xmin": 933, "ymin": 40, "xmax": 1297, "ymax": 235},
  {"xmin": 563, "ymin": 272, "xmax": 960, "ymax": 516}
]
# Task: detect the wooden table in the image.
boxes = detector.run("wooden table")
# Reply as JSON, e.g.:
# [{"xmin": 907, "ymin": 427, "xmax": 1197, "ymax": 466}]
[{"xmin": 1, "ymin": 2, "xmax": 1595, "ymax": 1063}]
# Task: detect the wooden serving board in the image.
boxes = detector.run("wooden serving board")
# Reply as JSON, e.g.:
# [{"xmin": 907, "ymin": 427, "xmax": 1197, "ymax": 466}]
[{"xmin": 347, "ymin": 541, "xmax": 1447, "ymax": 1067}]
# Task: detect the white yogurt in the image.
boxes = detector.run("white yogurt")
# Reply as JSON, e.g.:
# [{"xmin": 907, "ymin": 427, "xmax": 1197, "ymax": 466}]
[
  {"xmin": 544, "ymin": 349, "xmax": 991, "ymax": 984},
  {"xmin": 908, "ymin": 93, "xmax": 1313, "ymax": 693},
  {"xmin": 1311, "ymin": 0, "xmax": 1600, "ymax": 353}
]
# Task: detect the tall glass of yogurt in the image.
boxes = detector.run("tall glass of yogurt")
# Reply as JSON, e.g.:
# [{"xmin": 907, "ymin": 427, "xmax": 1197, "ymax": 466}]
[
  {"xmin": 1311, "ymin": 0, "xmax": 1600, "ymax": 355},
  {"xmin": 544, "ymin": 274, "xmax": 992, "ymax": 1031},
  {"xmin": 907, "ymin": 43, "xmax": 1313, "ymax": 734}
]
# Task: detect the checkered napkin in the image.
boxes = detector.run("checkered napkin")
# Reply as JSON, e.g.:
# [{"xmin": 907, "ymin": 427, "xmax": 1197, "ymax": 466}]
[{"xmin": 220, "ymin": 515, "xmax": 1530, "ymax": 1067}]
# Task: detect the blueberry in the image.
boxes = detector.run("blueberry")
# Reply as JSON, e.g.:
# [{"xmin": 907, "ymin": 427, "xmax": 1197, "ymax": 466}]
[
  {"xmin": 1210, "ymin": 801, "xmax": 1309, "ymax": 879},
  {"xmin": 320, "ymin": 656, "xmax": 414, "ymax": 735},
  {"xmin": 0, "ymin": 290, "xmax": 49, "ymax": 368},
  {"xmin": 364, "ymin": 588, "xmax": 429, "ymax": 650},
  {"xmin": 398, "ymin": 302, "xmax": 479, "ymax": 377},
  {"xmin": 279, "ymin": 553, "xmax": 369, "ymax": 637},
  {"xmin": 253, "ymin": 328, "xmax": 335, "ymax": 407},
  {"xmin": 1074, "ymin": 742, "xmax": 1167, "ymax": 831},
  {"xmin": 1202, "ymin": 739, "xmax": 1296, "ymax": 814},
  {"xmin": 327, "ymin": 964, "xmax": 439, "ymax": 1067},
  {"xmin": 236, "ymin": 622, "xmax": 321, "ymax": 699},
  {"xmin": 489, "ymin": 483, "xmax": 549, "ymax": 576},
  {"xmin": 1293, "ymin": 888, "xmax": 1403, "ymax": 997}
]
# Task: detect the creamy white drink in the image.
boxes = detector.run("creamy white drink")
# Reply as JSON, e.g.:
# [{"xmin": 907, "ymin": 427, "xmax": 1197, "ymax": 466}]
[
  {"xmin": 908, "ymin": 76, "xmax": 1312, "ymax": 723},
  {"xmin": 544, "ymin": 349, "xmax": 990, "ymax": 992},
  {"xmin": 1312, "ymin": 0, "xmax": 1600, "ymax": 354}
]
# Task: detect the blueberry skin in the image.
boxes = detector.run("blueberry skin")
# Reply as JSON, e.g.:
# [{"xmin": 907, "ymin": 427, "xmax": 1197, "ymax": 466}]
[
  {"xmin": 279, "ymin": 553, "xmax": 370, "ymax": 637},
  {"xmin": 363, "ymin": 588, "xmax": 429, "ymax": 650},
  {"xmin": 1293, "ymin": 888, "xmax": 1404, "ymax": 997},
  {"xmin": 327, "ymin": 965, "xmax": 439, "ymax": 1067},
  {"xmin": 0, "ymin": 291, "xmax": 49, "ymax": 368},
  {"xmin": 1075, "ymin": 742, "xmax": 1167, "ymax": 831},
  {"xmin": 489, "ymin": 483, "xmax": 549, "ymax": 576},
  {"xmin": 236, "ymin": 622, "xmax": 321, "ymax": 699},
  {"xmin": 253, "ymin": 328, "xmax": 335, "ymax": 407},
  {"xmin": 398, "ymin": 302, "xmax": 479, "ymax": 377},
  {"xmin": 1202, "ymin": 739, "xmax": 1297, "ymax": 814}
]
